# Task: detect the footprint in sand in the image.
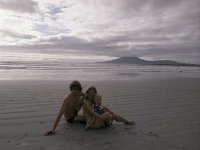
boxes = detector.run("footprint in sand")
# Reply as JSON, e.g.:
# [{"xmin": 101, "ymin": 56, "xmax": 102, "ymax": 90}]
[
  {"xmin": 24, "ymin": 133, "xmax": 28, "ymax": 136},
  {"xmin": 139, "ymin": 130, "xmax": 159, "ymax": 138},
  {"xmin": 39, "ymin": 121, "xmax": 44, "ymax": 124},
  {"xmin": 103, "ymin": 142, "xmax": 112, "ymax": 150},
  {"xmin": 148, "ymin": 132, "xmax": 159, "ymax": 138},
  {"xmin": 6, "ymin": 139, "xmax": 11, "ymax": 143},
  {"xmin": 171, "ymin": 144, "xmax": 186, "ymax": 150},
  {"xmin": 39, "ymin": 146, "xmax": 46, "ymax": 150},
  {"xmin": 78, "ymin": 137, "xmax": 96, "ymax": 143}
]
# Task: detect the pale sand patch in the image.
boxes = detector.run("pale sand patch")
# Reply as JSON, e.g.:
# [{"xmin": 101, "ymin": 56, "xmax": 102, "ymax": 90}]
[{"xmin": 0, "ymin": 77, "xmax": 199, "ymax": 150}]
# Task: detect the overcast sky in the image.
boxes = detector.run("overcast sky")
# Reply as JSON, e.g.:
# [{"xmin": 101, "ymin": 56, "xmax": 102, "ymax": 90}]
[{"xmin": 0, "ymin": 0, "xmax": 199, "ymax": 63}]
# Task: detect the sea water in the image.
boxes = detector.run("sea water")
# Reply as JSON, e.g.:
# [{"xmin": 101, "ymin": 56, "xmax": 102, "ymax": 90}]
[{"xmin": 0, "ymin": 60, "xmax": 199, "ymax": 80}]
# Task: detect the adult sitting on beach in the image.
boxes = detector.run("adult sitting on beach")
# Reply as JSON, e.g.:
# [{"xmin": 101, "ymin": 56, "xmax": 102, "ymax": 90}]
[
  {"xmin": 44, "ymin": 80, "xmax": 85, "ymax": 136},
  {"xmin": 83, "ymin": 86, "xmax": 135, "ymax": 129}
]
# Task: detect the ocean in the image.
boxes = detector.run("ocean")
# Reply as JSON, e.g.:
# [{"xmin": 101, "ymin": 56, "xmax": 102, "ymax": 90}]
[{"xmin": 0, "ymin": 60, "xmax": 199, "ymax": 80}]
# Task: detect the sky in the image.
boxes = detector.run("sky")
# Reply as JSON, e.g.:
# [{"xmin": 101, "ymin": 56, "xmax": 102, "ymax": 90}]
[{"xmin": 0, "ymin": 0, "xmax": 199, "ymax": 63}]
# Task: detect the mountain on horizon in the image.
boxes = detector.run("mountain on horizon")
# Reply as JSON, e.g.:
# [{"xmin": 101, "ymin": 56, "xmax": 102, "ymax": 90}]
[{"xmin": 100, "ymin": 57, "xmax": 200, "ymax": 67}]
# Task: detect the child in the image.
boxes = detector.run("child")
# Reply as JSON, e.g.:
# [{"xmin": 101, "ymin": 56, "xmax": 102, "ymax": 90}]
[
  {"xmin": 94, "ymin": 95, "xmax": 104, "ymax": 114},
  {"xmin": 94, "ymin": 94, "xmax": 114, "ymax": 126}
]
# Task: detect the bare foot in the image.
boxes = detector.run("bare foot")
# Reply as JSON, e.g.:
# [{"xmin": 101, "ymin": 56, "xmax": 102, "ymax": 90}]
[{"xmin": 44, "ymin": 130, "xmax": 55, "ymax": 136}]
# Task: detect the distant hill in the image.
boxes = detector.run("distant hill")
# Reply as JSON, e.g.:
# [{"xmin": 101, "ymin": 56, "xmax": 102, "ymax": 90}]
[{"xmin": 100, "ymin": 57, "xmax": 200, "ymax": 67}]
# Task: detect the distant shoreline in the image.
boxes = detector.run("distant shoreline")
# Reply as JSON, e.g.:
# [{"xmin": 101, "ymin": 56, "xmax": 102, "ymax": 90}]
[
  {"xmin": 98, "ymin": 62, "xmax": 200, "ymax": 67},
  {"xmin": 99, "ymin": 57, "xmax": 200, "ymax": 67}
]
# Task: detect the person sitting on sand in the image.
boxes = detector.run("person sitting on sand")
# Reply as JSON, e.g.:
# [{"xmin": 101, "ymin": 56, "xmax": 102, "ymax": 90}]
[
  {"xmin": 45, "ymin": 80, "xmax": 86, "ymax": 136},
  {"xmin": 83, "ymin": 86, "xmax": 135, "ymax": 129}
]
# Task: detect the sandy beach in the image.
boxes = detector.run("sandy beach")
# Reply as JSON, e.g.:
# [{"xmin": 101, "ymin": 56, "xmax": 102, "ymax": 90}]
[{"xmin": 0, "ymin": 77, "xmax": 200, "ymax": 150}]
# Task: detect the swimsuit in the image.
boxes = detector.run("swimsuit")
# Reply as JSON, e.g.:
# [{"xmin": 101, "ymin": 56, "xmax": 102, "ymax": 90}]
[{"xmin": 66, "ymin": 111, "xmax": 78, "ymax": 123}]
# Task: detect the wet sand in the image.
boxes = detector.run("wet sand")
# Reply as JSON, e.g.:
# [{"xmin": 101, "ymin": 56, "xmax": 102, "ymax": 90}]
[{"xmin": 0, "ymin": 77, "xmax": 200, "ymax": 150}]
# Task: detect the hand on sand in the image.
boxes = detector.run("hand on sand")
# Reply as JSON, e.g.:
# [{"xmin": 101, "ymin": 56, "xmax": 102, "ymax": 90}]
[
  {"xmin": 124, "ymin": 120, "xmax": 135, "ymax": 125},
  {"xmin": 44, "ymin": 130, "xmax": 55, "ymax": 136}
]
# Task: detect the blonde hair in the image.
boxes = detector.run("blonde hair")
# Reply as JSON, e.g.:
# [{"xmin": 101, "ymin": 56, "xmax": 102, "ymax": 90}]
[{"xmin": 86, "ymin": 86, "xmax": 97, "ymax": 94}]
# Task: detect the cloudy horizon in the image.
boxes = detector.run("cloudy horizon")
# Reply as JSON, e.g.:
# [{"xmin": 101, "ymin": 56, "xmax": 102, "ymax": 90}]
[{"xmin": 0, "ymin": 0, "xmax": 199, "ymax": 63}]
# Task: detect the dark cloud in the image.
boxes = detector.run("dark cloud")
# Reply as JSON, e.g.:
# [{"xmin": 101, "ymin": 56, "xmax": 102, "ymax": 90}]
[
  {"xmin": 0, "ymin": 0, "xmax": 38, "ymax": 13},
  {"xmin": 1, "ymin": 32, "xmax": 198, "ymax": 57}
]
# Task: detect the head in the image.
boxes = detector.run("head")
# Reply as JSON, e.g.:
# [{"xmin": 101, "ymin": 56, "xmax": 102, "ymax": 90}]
[
  {"xmin": 94, "ymin": 95, "xmax": 102, "ymax": 106},
  {"xmin": 86, "ymin": 86, "xmax": 97, "ymax": 100},
  {"xmin": 69, "ymin": 80, "xmax": 82, "ymax": 94}
]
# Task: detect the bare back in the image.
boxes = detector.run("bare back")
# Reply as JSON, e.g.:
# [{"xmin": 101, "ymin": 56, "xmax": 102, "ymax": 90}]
[{"xmin": 63, "ymin": 93, "xmax": 84, "ymax": 120}]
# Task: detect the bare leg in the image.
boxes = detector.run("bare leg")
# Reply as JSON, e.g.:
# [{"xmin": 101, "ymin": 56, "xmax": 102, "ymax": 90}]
[
  {"xmin": 113, "ymin": 114, "xmax": 135, "ymax": 125},
  {"xmin": 103, "ymin": 105, "xmax": 114, "ymax": 115},
  {"xmin": 103, "ymin": 106, "xmax": 135, "ymax": 125}
]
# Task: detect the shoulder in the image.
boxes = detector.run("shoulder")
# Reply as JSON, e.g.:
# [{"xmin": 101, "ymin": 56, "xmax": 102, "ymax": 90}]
[
  {"xmin": 63, "ymin": 94, "xmax": 69, "ymax": 99},
  {"xmin": 83, "ymin": 99, "xmax": 88, "ymax": 105},
  {"xmin": 79, "ymin": 92, "xmax": 86, "ymax": 98},
  {"xmin": 83, "ymin": 99, "xmax": 91, "ymax": 107},
  {"xmin": 63, "ymin": 94, "xmax": 71, "ymax": 103}
]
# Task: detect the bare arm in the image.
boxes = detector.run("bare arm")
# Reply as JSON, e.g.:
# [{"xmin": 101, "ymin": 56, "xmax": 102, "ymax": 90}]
[
  {"xmin": 52, "ymin": 99, "xmax": 66, "ymax": 130},
  {"xmin": 75, "ymin": 93, "xmax": 86, "ymax": 113},
  {"xmin": 44, "ymin": 97, "xmax": 68, "ymax": 136}
]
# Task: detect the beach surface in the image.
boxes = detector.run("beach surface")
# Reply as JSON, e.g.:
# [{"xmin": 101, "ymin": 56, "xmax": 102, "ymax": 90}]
[{"xmin": 0, "ymin": 77, "xmax": 200, "ymax": 150}]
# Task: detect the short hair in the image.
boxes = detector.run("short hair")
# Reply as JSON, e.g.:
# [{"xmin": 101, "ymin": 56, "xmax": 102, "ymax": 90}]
[
  {"xmin": 69, "ymin": 80, "xmax": 82, "ymax": 92},
  {"xmin": 86, "ymin": 86, "xmax": 97, "ymax": 94}
]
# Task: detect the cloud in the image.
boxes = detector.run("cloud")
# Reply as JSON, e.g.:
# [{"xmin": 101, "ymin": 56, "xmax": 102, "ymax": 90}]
[
  {"xmin": 0, "ymin": 0, "xmax": 199, "ymax": 63},
  {"xmin": 0, "ymin": 0, "xmax": 38, "ymax": 13},
  {"xmin": 0, "ymin": 29, "xmax": 35, "ymax": 39},
  {"xmin": 47, "ymin": 5, "xmax": 63, "ymax": 16}
]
